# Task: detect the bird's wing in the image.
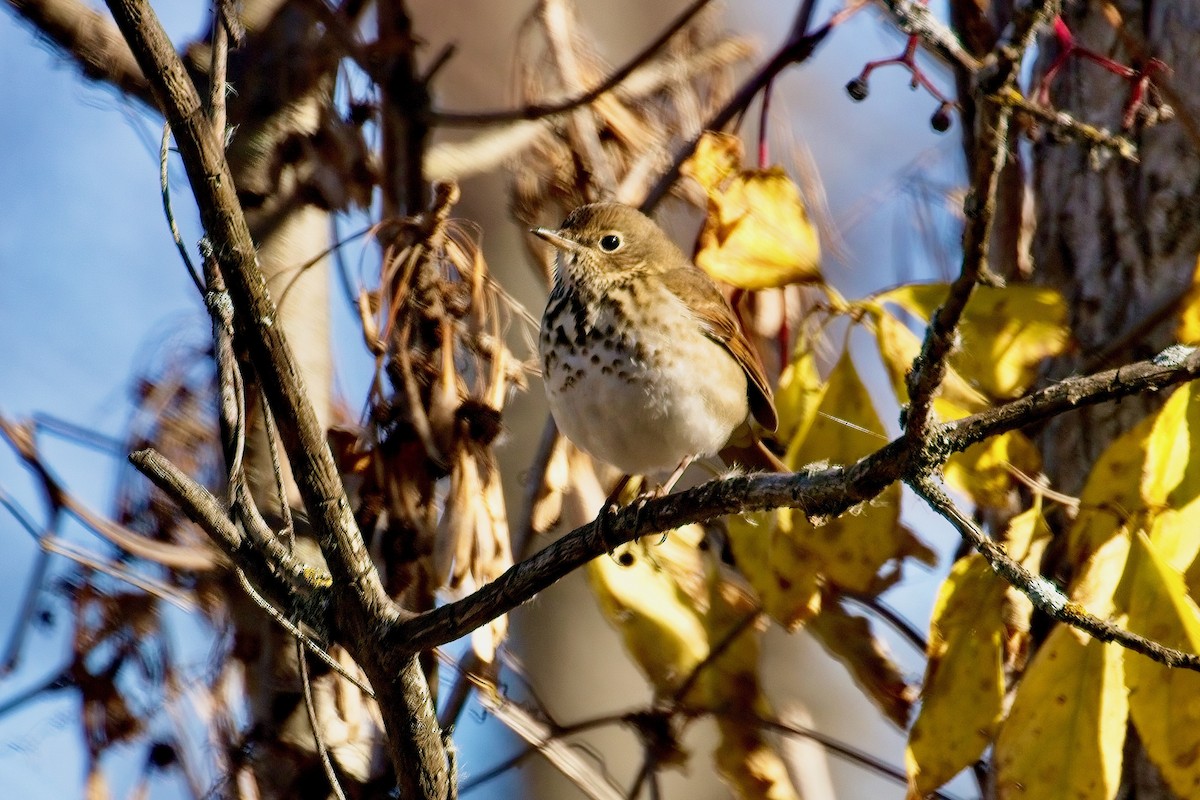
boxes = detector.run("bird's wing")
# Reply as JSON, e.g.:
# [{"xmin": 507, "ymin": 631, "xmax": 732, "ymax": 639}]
[{"xmin": 660, "ymin": 267, "xmax": 778, "ymax": 431}]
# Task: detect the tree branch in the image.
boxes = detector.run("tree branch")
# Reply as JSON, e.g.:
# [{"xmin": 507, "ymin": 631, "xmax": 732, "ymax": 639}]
[
  {"xmin": 103, "ymin": 1, "xmax": 448, "ymax": 794},
  {"xmin": 103, "ymin": 0, "xmax": 391, "ymax": 623},
  {"xmin": 429, "ymin": 0, "xmax": 714, "ymax": 126},
  {"xmin": 129, "ymin": 448, "xmax": 322, "ymax": 605},
  {"xmin": 873, "ymin": 0, "xmax": 982, "ymax": 73},
  {"xmin": 641, "ymin": 0, "xmax": 828, "ymax": 210},
  {"xmin": 7, "ymin": 0, "xmax": 154, "ymax": 106},
  {"xmin": 393, "ymin": 345, "xmax": 1200, "ymax": 662},
  {"xmin": 910, "ymin": 475, "xmax": 1200, "ymax": 670}
]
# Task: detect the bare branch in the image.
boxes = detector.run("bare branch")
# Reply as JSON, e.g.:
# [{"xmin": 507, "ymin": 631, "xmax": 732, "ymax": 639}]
[
  {"xmin": 128, "ymin": 449, "xmax": 322, "ymax": 600},
  {"xmin": 873, "ymin": 0, "xmax": 982, "ymax": 73},
  {"xmin": 6, "ymin": 0, "xmax": 153, "ymax": 106},
  {"xmin": 901, "ymin": 0, "xmax": 1059, "ymax": 441},
  {"xmin": 103, "ymin": 3, "xmax": 449, "ymax": 793},
  {"xmin": 641, "ymin": 1, "xmax": 830, "ymax": 210},
  {"xmin": 431, "ymin": 0, "xmax": 714, "ymax": 126},
  {"xmin": 395, "ymin": 345, "xmax": 1200, "ymax": 660},
  {"xmin": 103, "ymin": 0, "xmax": 391, "ymax": 618},
  {"xmin": 910, "ymin": 475, "xmax": 1200, "ymax": 670}
]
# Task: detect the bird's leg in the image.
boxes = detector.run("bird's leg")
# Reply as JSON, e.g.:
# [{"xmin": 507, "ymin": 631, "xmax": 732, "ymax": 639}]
[
  {"xmin": 658, "ymin": 455, "xmax": 696, "ymax": 496},
  {"xmin": 647, "ymin": 455, "xmax": 695, "ymax": 544},
  {"xmin": 593, "ymin": 456, "xmax": 696, "ymax": 552},
  {"xmin": 594, "ymin": 473, "xmax": 635, "ymax": 554}
]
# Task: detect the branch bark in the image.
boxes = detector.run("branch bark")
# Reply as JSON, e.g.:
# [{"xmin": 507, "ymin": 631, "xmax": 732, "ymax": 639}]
[
  {"xmin": 394, "ymin": 345, "xmax": 1200, "ymax": 657},
  {"xmin": 7, "ymin": 0, "xmax": 154, "ymax": 105},
  {"xmin": 102, "ymin": 1, "xmax": 448, "ymax": 795}
]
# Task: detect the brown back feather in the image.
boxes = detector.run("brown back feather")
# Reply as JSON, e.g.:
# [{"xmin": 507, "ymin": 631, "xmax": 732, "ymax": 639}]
[{"xmin": 660, "ymin": 267, "xmax": 778, "ymax": 431}]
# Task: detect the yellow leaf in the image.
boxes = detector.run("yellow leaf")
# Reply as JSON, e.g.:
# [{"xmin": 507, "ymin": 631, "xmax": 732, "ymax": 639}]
[
  {"xmin": 876, "ymin": 283, "xmax": 1070, "ymax": 399},
  {"xmin": 1000, "ymin": 505, "xmax": 1054, "ymax": 668},
  {"xmin": 680, "ymin": 130, "xmax": 742, "ymax": 195},
  {"xmin": 783, "ymin": 352, "xmax": 905, "ymax": 592},
  {"xmin": 994, "ymin": 624, "xmax": 1127, "ymax": 800},
  {"xmin": 1065, "ymin": 414, "xmax": 1155, "ymax": 570},
  {"xmin": 587, "ymin": 525, "xmax": 709, "ymax": 697},
  {"xmin": 1142, "ymin": 381, "xmax": 1200, "ymax": 571},
  {"xmin": 726, "ymin": 510, "xmax": 823, "ymax": 630},
  {"xmin": 871, "ymin": 307, "xmax": 986, "ymax": 418},
  {"xmin": 1176, "ymin": 253, "xmax": 1200, "ymax": 344},
  {"xmin": 1126, "ymin": 532, "xmax": 1200, "ymax": 797},
  {"xmin": 773, "ymin": 335, "xmax": 825, "ymax": 447},
  {"xmin": 944, "ymin": 431, "xmax": 1043, "ymax": 510},
  {"xmin": 811, "ymin": 599, "xmax": 916, "ymax": 727},
  {"xmin": 907, "ymin": 553, "xmax": 1006, "ymax": 796},
  {"xmin": 694, "ymin": 169, "xmax": 822, "ymax": 290},
  {"xmin": 907, "ymin": 505, "xmax": 1049, "ymax": 794}
]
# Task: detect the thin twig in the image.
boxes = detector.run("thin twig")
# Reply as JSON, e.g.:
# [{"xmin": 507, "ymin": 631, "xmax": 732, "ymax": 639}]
[
  {"xmin": 753, "ymin": 712, "xmax": 963, "ymax": 800},
  {"xmin": 671, "ymin": 609, "xmax": 761, "ymax": 704},
  {"xmin": 160, "ymin": 124, "xmax": 205, "ymax": 296},
  {"xmin": 31, "ymin": 414, "xmax": 124, "ymax": 454},
  {"xmin": 230, "ymin": 567, "xmax": 374, "ymax": 697},
  {"xmin": 0, "ymin": 416, "xmax": 220, "ymax": 571},
  {"xmin": 990, "ymin": 85, "xmax": 1138, "ymax": 162},
  {"xmin": 129, "ymin": 448, "xmax": 323, "ymax": 602},
  {"xmin": 105, "ymin": 0, "xmax": 392, "ymax": 616},
  {"xmin": 901, "ymin": 1, "xmax": 1059, "ymax": 442},
  {"xmin": 910, "ymin": 474, "xmax": 1200, "ymax": 671},
  {"xmin": 298, "ymin": 631, "xmax": 350, "ymax": 800},
  {"xmin": 431, "ymin": 0, "xmax": 714, "ymax": 126},
  {"xmin": 41, "ymin": 536, "xmax": 197, "ymax": 611},
  {"xmin": 641, "ymin": 0, "xmax": 828, "ymax": 211},
  {"xmin": 0, "ymin": 544, "xmax": 51, "ymax": 675},
  {"xmin": 842, "ymin": 592, "xmax": 928, "ymax": 654},
  {"xmin": 261, "ymin": 383, "xmax": 349, "ymax": 800}
]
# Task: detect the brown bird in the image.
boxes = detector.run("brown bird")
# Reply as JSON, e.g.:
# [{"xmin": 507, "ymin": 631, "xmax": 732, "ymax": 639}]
[{"xmin": 534, "ymin": 202, "xmax": 782, "ymax": 491}]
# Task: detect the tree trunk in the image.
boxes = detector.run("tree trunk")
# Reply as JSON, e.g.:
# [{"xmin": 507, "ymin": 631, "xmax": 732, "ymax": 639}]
[{"xmin": 1031, "ymin": 6, "xmax": 1200, "ymax": 797}]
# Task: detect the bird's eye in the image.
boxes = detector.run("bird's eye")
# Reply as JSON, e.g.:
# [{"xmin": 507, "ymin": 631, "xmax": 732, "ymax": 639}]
[{"xmin": 598, "ymin": 234, "xmax": 622, "ymax": 252}]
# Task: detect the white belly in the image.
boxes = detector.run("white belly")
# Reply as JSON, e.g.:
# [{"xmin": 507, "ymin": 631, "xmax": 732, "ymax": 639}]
[{"xmin": 541, "ymin": 298, "xmax": 748, "ymax": 476}]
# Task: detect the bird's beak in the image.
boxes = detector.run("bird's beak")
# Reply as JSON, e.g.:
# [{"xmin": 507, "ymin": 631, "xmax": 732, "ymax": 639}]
[{"xmin": 531, "ymin": 227, "xmax": 581, "ymax": 253}]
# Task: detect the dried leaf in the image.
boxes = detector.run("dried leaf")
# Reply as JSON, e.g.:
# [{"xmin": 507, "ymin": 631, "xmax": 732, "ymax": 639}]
[
  {"xmin": 434, "ymin": 447, "xmax": 481, "ymax": 588},
  {"xmin": 810, "ymin": 600, "xmax": 916, "ymax": 727},
  {"xmin": 714, "ymin": 720, "xmax": 802, "ymax": 800},
  {"xmin": 694, "ymin": 168, "xmax": 822, "ymax": 290}
]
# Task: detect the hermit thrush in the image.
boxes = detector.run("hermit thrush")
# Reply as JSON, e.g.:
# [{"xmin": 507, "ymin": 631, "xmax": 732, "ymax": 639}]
[{"xmin": 534, "ymin": 202, "xmax": 781, "ymax": 489}]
